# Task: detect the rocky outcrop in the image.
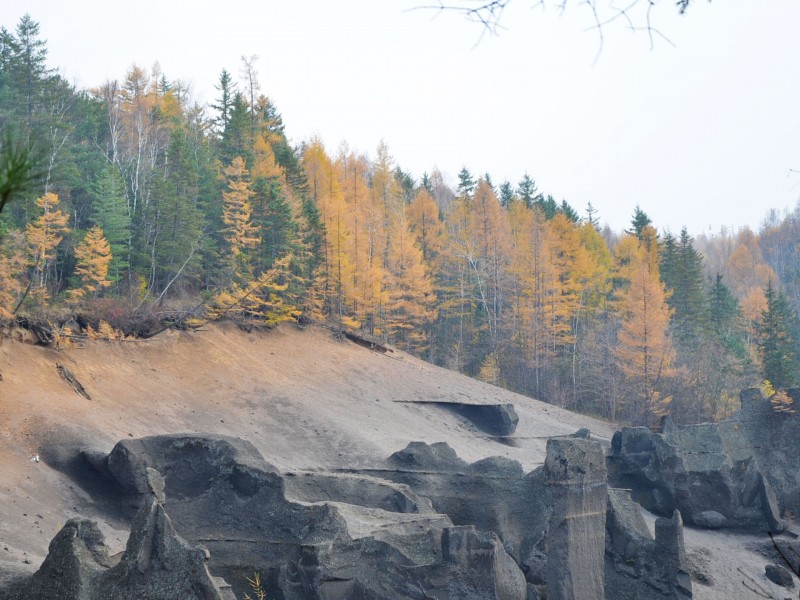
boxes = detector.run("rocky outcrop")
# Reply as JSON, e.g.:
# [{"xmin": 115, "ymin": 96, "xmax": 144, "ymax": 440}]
[
  {"xmin": 545, "ymin": 436, "xmax": 607, "ymax": 600},
  {"xmin": 97, "ymin": 434, "xmax": 528, "ymax": 599},
  {"xmin": 448, "ymin": 402, "xmax": 520, "ymax": 436},
  {"xmin": 284, "ymin": 471, "xmax": 434, "ymax": 514},
  {"xmin": 6, "ymin": 430, "xmax": 701, "ymax": 600},
  {"xmin": 441, "ymin": 526, "xmax": 528, "ymax": 600},
  {"xmin": 765, "ymin": 563, "xmax": 795, "ymax": 588},
  {"xmin": 608, "ymin": 423, "xmax": 785, "ymax": 532},
  {"xmin": 737, "ymin": 388, "xmax": 800, "ymax": 517},
  {"xmin": 350, "ymin": 441, "xmax": 551, "ymax": 589},
  {"xmin": 396, "ymin": 402, "xmax": 520, "ymax": 436},
  {"xmin": 5, "ymin": 472, "xmax": 229, "ymax": 600},
  {"xmin": 604, "ymin": 490, "xmax": 692, "ymax": 599}
]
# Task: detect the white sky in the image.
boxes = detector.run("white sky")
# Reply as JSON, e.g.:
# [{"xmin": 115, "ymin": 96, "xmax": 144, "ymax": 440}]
[{"xmin": 3, "ymin": 1, "xmax": 800, "ymax": 235}]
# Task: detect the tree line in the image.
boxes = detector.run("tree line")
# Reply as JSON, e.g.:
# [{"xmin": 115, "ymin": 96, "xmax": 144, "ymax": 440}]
[{"xmin": 1, "ymin": 15, "xmax": 797, "ymax": 425}]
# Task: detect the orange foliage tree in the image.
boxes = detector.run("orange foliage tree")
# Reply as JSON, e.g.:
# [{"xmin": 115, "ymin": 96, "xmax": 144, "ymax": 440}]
[
  {"xmin": 614, "ymin": 233, "xmax": 676, "ymax": 424},
  {"xmin": 25, "ymin": 192, "xmax": 70, "ymax": 304},
  {"xmin": 69, "ymin": 225, "xmax": 112, "ymax": 303}
]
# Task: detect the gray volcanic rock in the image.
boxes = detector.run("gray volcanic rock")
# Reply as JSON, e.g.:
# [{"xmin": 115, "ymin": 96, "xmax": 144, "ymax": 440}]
[
  {"xmin": 765, "ymin": 563, "xmax": 795, "ymax": 588},
  {"xmin": 545, "ymin": 436, "xmax": 607, "ymax": 600},
  {"xmin": 368, "ymin": 441, "xmax": 552, "ymax": 587},
  {"xmin": 442, "ymin": 526, "xmax": 528, "ymax": 600},
  {"xmin": 11, "ymin": 519, "xmax": 112, "ymax": 600},
  {"xmin": 693, "ymin": 511, "xmax": 727, "ymax": 529},
  {"xmin": 387, "ymin": 440, "xmax": 469, "ymax": 471},
  {"xmin": 449, "ymin": 402, "xmax": 520, "ymax": 436},
  {"xmin": 655, "ymin": 511, "xmax": 692, "ymax": 599},
  {"xmin": 283, "ymin": 471, "xmax": 434, "ymax": 514},
  {"xmin": 605, "ymin": 494, "xmax": 692, "ymax": 599},
  {"xmin": 100, "ymin": 434, "xmax": 527, "ymax": 600},
  {"xmin": 738, "ymin": 388, "xmax": 800, "ymax": 517},
  {"xmin": 6, "ymin": 491, "xmax": 228, "ymax": 600},
  {"xmin": 608, "ymin": 422, "xmax": 785, "ymax": 532}
]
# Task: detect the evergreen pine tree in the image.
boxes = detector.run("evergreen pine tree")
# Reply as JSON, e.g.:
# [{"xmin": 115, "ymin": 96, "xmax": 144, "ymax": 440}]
[
  {"xmin": 91, "ymin": 167, "xmax": 131, "ymax": 283},
  {"xmin": 211, "ymin": 68, "xmax": 236, "ymax": 135},
  {"xmin": 517, "ymin": 173, "xmax": 540, "ymax": 209},
  {"xmin": 419, "ymin": 172, "xmax": 433, "ymax": 195},
  {"xmin": 456, "ymin": 167, "xmax": 475, "ymax": 199},
  {"xmin": 533, "ymin": 194, "xmax": 558, "ymax": 220},
  {"xmin": 627, "ymin": 205, "xmax": 652, "ymax": 239},
  {"xmin": 586, "ymin": 202, "xmax": 599, "ymax": 230},
  {"xmin": 498, "ymin": 181, "xmax": 514, "ymax": 207},
  {"xmin": 757, "ymin": 280, "xmax": 798, "ymax": 389},
  {"xmin": 559, "ymin": 199, "xmax": 579, "ymax": 223},
  {"xmin": 661, "ymin": 228, "xmax": 707, "ymax": 342}
]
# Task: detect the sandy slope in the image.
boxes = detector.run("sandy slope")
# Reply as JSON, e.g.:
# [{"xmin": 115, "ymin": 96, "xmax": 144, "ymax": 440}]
[
  {"xmin": 0, "ymin": 323, "xmax": 793, "ymax": 599},
  {"xmin": 0, "ymin": 323, "xmax": 611, "ymax": 567}
]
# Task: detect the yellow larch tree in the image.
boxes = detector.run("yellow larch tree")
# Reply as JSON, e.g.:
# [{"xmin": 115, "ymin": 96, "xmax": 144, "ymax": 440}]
[
  {"xmin": 0, "ymin": 231, "xmax": 28, "ymax": 318},
  {"xmin": 407, "ymin": 188, "xmax": 445, "ymax": 270},
  {"xmin": 303, "ymin": 139, "xmax": 357, "ymax": 327},
  {"xmin": 383, "ymin": 206, "xmax": 435, "ymax": 351},
  {"xmin": 614, "ymin": 234, "xmax": 676, "ymax": 424},
  {"xmin": 507, "ymin": 202, "xmax": 558, "ymax": 394},
  {"xmin": 470, "ymin": 180, "xmax": 512, "ymax": 351},
  {"xmin": 69, "ymin": 225, "xmax": 112, "ymax": 303},
  {"xmin": 221, "ymin": 156, "xmax": 260, "ymax": 277},
  {"xmin": 26, "ymin": 192, "xmax": 70, "ymax": 304},
  {"xmin": 335, "ymin": 147, "xmax": 370, "ymax": 322}
]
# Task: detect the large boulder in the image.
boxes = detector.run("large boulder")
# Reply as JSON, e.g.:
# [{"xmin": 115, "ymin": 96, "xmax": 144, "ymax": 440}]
[{"xmin": 608, "ymin": 423, "xmax": 785, "ymax": 532}]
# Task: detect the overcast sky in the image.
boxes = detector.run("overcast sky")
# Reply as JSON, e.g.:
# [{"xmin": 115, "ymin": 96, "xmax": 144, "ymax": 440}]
[{"xmin": 3, "ymin": 1, "xmax": 799, "ymax": 235}]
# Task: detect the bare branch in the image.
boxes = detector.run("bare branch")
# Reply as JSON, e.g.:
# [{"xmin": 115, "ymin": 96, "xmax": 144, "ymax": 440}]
[{"xmin": 415, "ymin": 0, "xmax": 693, "ymax": 52}]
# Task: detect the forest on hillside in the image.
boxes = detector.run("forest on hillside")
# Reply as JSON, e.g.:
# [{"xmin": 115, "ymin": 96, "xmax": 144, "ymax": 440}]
[{"xmin": 2, "ymin": 15, "xmax": 799, "ymax": 427}]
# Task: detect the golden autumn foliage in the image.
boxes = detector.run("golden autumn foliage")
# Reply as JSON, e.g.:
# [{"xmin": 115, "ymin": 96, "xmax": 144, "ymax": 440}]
[
  {"xmin": 614, "ymin": 235, "xmax": 676, "ymax": 423},
  {"xmin": 25, "ymin": 192, "xmax": 70, "ymax": 303},
  {"xmin": 383, "ymin": 207, "xmax": 435, "ymax": 351},
  {"xmin": 222, "ymin": 157, "xmax": 259, "ymax": 272},
  {"xmin": 407, "ymin": 189, "xmax": 445, "ymax": 267},
  {"xmin": 0, "ymin": 230, "xmax": 28, "ymax": 318},
  {"xmin": 69, "ymin": 225, "xmax": 113, "ymax": 302},
  {"xmin": 207, "ymin": 257, "xmax": 299, "ymax": 326}
]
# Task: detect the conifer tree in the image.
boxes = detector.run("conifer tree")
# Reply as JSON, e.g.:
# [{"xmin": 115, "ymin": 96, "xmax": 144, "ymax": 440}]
[
  {"xmin": 384, "ymin": 208, "xmax": 435, "ymax": 351},
  {"xmin": 0, "ymin": 230, "xmax": 27, "ymax": 317},
  {"xmin": 69, "ymin": 224, "xmax": 112, "ymax": 302},
  {"xmin": 614, "ymin": 234, "xmax": 676, "ymax": 424},
  {"xmin": 533, "ymin": 194, "xmax": 559, "ymax": 220},
  {"xmin": 25, "ymin": 192, "xmax": 70, "ymax": 302},
  {"xmin": 498, "ymin": 181, "xmax": 515, "ymax": 207},
  {"xmin": 517, "ymin": 173, "xmax": 540, "ymax": 209},
  {"xmin": 456, "ymin": 167, "xmax": 475, "ymax": 199},
  {"xmin": 757, "ymin": 280, "xmax": 798, "ymax": 389},
  {"xmin": 91, "ymin": 166, "xmax": 131, "ymax": 283},
  {"xmin": 627, "ymin": 205, "xmax": 653, "ymax": 239},
  {"xmin": 220, "ymin": 157, "xmax": 259, "ymax": 278},
  {"xmin": 211, "ymin": 69, "xmax": 236, "ymax": 135},
  {"xmin": 661, "ymin": 228, "xmax": 707, "ymax": 342},
  {"xmin": 407, "ymin": 188, "xmax": 445, "ymax": 266}
]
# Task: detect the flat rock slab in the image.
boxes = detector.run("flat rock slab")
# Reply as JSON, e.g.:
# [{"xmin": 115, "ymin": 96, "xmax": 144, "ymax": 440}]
[{"xmin": 395, "ymin": 401, "xmax": 519, "ymax": 436}]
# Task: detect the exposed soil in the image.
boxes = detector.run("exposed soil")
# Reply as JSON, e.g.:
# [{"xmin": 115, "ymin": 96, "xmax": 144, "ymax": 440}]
[{"xmin": 0, "ymin": 322, "xmax": 794, "ymax": 598}]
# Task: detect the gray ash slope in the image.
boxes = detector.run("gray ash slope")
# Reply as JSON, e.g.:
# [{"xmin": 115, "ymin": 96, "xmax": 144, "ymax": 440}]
[{"xmin": 0, "ymin": 323, "xmax": 797, "ymax": 598}]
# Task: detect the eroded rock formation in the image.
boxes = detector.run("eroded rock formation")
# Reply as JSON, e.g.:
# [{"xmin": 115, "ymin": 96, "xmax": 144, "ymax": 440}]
[
  {"xmin": 5, "ymin": 429, "xmax": 701, "ymax": 600},
  {"xmin": 607, "ymin": 389, "xmax": 793, "ymax": 533},
  {"xmin": 3, "ymin": 470, "xmax": 230, "ymax": 600}
]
